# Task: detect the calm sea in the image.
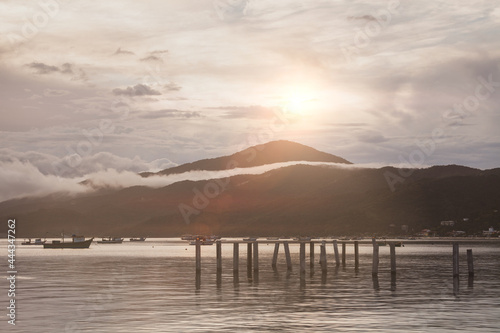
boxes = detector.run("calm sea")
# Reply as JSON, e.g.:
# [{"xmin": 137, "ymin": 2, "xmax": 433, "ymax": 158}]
[{"xmin": 2, "ymin": 239, "xmax": 500, "ymax": 332}]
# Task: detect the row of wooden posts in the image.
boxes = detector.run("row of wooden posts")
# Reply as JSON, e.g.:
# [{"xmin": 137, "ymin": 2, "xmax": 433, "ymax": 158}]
[
  {"xmin": 196, "ymin": 239, "xmax": 474, "ymax": 278},
  {"xmin": 196, "ymin": 239, "xmax": 397, "ymax": 276}
]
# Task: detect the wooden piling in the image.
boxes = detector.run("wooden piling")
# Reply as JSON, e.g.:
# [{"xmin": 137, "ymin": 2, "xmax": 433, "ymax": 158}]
[
  {"xmin": 389, "ymin": 242, "xmax": 396, "ymax": 275},
  {"xmin": 272, "ymin": 243, "xmax": 279, "ymax": 269},
  {"xmin": 320, "ymin": 241, "xmax": 327, "ymax": 273},
  {"xmin": 342, "ymin": 242, "xmax": 346, "ymax": 266},
  {"xmin": 453, "ymin": 242, "xmax": 459, "ymax": 278},
  {"xmin": 247, "ymin": 242, "xmax": 253, "ymax": 277},
  {"xmin": 253, "ymin": 242, "xmax": 259, "ymax": 272},
  {"xmin": 216, "ymin": 240, "xmax": 222, "ymax": 272},
  {"xmin": 354, "ymin": 241, "xmax": 359, "ymax": 268},
  {"xmin": 233, "ymin": 243, "xmax": 239, "ymax": 273},
  {"xmin": 467, "ymin": 249, "xmax": 474, "ymax": 277},
  {"xmin": 333, "ymin": 240, "xmax": 340, "ymax": 267},
  {"xmin": 300, "ymin": 242, "xmax": 306, "ymax": 274},
  {"xmin": 310, "ymin": 241, "xmax": 315, "ymax": 270},
  {"xmin": 372, "ymin": 241, "xmax": 379, "ymax": 277},
  {"xmin": 195, "ymin": 238, "xmax": 201, "ymax": 273},
  {"xmin": 284, "ymin": 241, "xmax": 292, "ymax": 271}
]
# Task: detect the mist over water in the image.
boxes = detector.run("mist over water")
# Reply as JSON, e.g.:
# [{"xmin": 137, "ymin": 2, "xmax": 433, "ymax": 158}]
[{"xmin": 6, "ymin": 240, "xmax": 500, "ymax": 332}]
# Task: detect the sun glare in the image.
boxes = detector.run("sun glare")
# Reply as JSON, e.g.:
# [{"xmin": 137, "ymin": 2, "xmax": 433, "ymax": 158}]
[{"xmin": 281, "ymin": 89, "xmax": 316, "ymax": 116}]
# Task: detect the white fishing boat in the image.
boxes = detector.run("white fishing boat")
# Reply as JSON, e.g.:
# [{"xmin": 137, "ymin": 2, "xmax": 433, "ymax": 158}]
[{"xmin": 97, "ymin": 237, "xmax": 124, "ymax": 244}]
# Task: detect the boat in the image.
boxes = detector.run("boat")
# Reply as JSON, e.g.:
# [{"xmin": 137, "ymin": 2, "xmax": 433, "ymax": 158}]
[
  {"xmin": 243, "ymin": 237, "xmax": 257, "ymax": 241},
  {"xmin": 22, "ymin": 238, "xmax": 46, "ymax": 245},
  {"xmin": 44, "ymin": 235, "xmax": 93, "ymax": 249},
  {"xmin": 394, "ymin": 241, "xmax": 404, "ymax": 247},
  {"xmin": 377, "ymin": 241, "xmax": 387, "ymax": 246},
  {"xmin": 181, "ymin": 234, "xmax": 195, "ymax": 240},
  {"xmin": 97, "ymin": 237, "xmax": 124, "ymax": 244},
  {"xmin": 129, "ymin": 237, "xmax": 146, "ymax": 242},
  {"xmin": 266, "ymin": 237, "xmax": 279, "ymax": 240},
  {"xmin": 189, "ymin": 236, "xmax": 215, "ymax": 245}
]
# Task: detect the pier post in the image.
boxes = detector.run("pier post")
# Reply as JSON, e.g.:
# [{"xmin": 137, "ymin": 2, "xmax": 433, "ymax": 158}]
[
  {"xmin": 342, "ymin": 242, "xmax": 346, "ymax": 266},
  {"xmin": 195, "ymin": 238, "xmax": 201, "ymax": 273},
  {"xmin": 389, "ymin": 242, "xmax": 396, "ymax": 275},
  {"xmin": 300, "ymin": 242, "xmax": 306, "ymax": 274},
  {"xmin": 354, "ymin": 241, "xmax": 359, "ymax": 268},
  {"xmin": 216, "ymin": 240, "xmax": 222, "ymax": 272},
  {"xmin": 320, "ymin": 241, "xmax": 327, "ymax": 273},
  {"xmin": 284, "ymin": 241, "xmax": 292, "ymax": 271},
  {"xmin": 310, "ymin": 241, "xmax": 315, "ymax": 271},
  {"xmin": 333, "ymin": 240, "xmax": 340, "ymax": 267},
  {"xmin": 233, "ymin": 243, "xmax": 239, "ymax": 273},
  {"xmin": 247, "ymin": 242, "xmax": 252, "ymax": 278},
  {"xmin": 453, "ymin": 242, "xmax": 459, "ymax": 278},
  {"xmin": 467, "ymin": 249, "xmax": 474, "ymax": 277},
  {"xmin": 372, "ymin": 239, "xmax": 379, "ymax": 277},
  {"xmin": 253, "ymin": 242, "xmax": 259, "ymax": 273},
  {"xmin": 272, "ymin": 243, "xmax": 279, "ymax": 269}
]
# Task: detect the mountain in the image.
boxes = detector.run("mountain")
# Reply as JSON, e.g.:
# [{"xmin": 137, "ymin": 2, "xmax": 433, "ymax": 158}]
[
  {"xmin": 141, "ymin": 140, "xmax": 351, "ymax": 177},
  {"xmin": 1, "ymin": 141, "xmax": 499, "ymax": 237}
]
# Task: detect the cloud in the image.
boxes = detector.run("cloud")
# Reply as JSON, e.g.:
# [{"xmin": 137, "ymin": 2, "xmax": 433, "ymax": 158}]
[
  {"xmin": 25, "ymin": 62, "xmax": 88, "ymax": 81},
  {"xmin": 0, "ymin": 159, "xmax": 370, "ymax": 202},
  {"xmin": 26, "ymin": 62, "xmax": 59, "ymax": 74},
  {"xmin": 0, "ymin": 149, "xmax": 177, "ymax": 178},
  {"xmin": 214, "ymin": 105, "xmax": 278, "ymax": 119},
  {"xmin": 43, "ymin": 89, "xmax": 71, "ymax": 97},
  {"xmin": 164, "ymin": 82, "xmax": 182, "ymax": 91},
  {"xmin": 0, "ymin": 159, "xmax": 89, "ymax": 202},
  {"xmin": 138, "ymin": 109, "xmax": 202, "ymax": 119},
  {"xmin": 140, "ymin": 55, "xmax": 163, "ymax": 62},
  {"xmin": 356, "ymin": 131, "xmax": 388, "ymax": 144},
  {"xmin": 348, "ymin": 15, "xmax": 377, "ymax": 21},
  {"xmin": 150, "ymin": 49, "xmax": 169, "ymax": 55},
  {"xmin": 113, "ymin": 47, "xmax": 135, "ymax": 55},
  {"xmin": 112, "ymin": 84, "xmax": 161, "ymax": 96}
]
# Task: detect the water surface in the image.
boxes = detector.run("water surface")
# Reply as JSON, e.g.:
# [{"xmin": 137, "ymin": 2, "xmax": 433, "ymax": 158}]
[{"xmin": 3, "ymin": 239, "xmax": 499, "ymax": 332}]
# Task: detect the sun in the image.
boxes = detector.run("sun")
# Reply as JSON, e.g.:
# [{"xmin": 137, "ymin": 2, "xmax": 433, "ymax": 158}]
[{"xmin": 281, "ymin": 89, "xmax": 316, "ymax": 116}]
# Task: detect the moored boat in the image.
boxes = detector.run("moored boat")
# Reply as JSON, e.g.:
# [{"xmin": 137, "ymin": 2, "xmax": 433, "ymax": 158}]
[
  {"xmin": 189, "ymin": 236, "xmax": 216, "ymax": 245},
  {"xmin": 97, "ymin": 237, "xmax": 124, "ymax": 244},
  {"xmin": 22, "ymin": 238, "xmax": 46, "ymax": 245},
  {"xmin": 181, "ymin": 234, "xmax": 195, "ymax": 240},
  {"xmin": 44, "ymin": 235, "xmax": 93, "ymax": 249},
  {"xmin": 129, "ymin": 237, "xmax": 146, "ymax": 242}
]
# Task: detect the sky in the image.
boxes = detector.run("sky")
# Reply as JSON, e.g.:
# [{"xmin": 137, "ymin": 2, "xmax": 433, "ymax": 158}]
[{"xmin": 1, "ymin": 0, "xmax": 500, "ymax": 201}]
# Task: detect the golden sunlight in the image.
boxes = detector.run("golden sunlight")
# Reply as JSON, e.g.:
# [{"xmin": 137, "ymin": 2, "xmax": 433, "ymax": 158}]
[{"xmin": 280, "ymin": 88, "xmax": 317, "ymax": 116}]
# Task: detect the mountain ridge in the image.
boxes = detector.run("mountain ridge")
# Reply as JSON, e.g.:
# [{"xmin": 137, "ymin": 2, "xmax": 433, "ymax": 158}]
[
  {"xmin": 1, "ymin": 141, "xmax": 499, "ymax": 237},
  {"xmin": 140, "ymin": 140, "xmax": 352, "ymax": 177}
]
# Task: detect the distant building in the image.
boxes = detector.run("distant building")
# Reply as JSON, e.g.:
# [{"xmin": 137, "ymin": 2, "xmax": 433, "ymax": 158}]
[
  {"xmin": 401, "ymin": 225, "xmax": 409, "ymax": 232},
  {"xmin": 440, "ymin": 221, "xmax": 455, "ymax": 226},
  {"xmin": 483, "ymin": 227, "xmax": 497, "ymax": 236},
  {"xmin": 417, "ymin": 229, "xmax": 432, "ymax": 237}
]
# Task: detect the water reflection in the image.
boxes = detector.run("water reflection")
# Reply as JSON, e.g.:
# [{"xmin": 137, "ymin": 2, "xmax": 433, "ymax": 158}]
[{"xmin": 9, "ymin": 240, "xmax": 500, "ymax": 332}]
